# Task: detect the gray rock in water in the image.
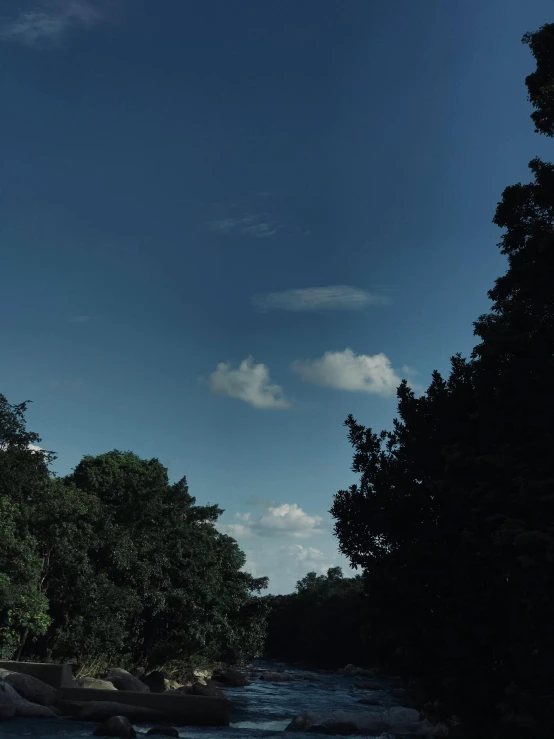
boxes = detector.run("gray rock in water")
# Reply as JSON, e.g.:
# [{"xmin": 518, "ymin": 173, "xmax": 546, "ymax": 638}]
[
  {"xmin": 0, "ymin": 680, "xmax": 58, "ymax": 718},
  {"xmin": 211, "ymin": 668, "xmax": 250, "ymax": 687},
  {"xmin": 104, "ymin": 668, "xmax": 149, "ymax": 692},
  {"xmin": 260, "ymin": 672, "xmax": 295, "ymax": 682},
  {"xmin": 76, "ymin": 700, "xmax": 169, "ymax": 724},
  {"xmin": 0, "ymin": 668, "xmax": 59, "ymax": 705},
  {"xmin": 94, "ymin": 715, "xmax": 137, "ymax": 737},
  {"xmin": 146, "ymin": 726, "xmax": 179, "ymax": 737},
  {"xmin": 285, "ymin": 707, "xmax": 436, "ymax": 736},
  {"xmin": 78, "ymin": 677, "xmax": 117, "ymax": 690}
]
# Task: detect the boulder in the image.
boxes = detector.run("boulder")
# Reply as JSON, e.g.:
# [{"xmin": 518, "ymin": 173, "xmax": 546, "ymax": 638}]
[
  {"xmin": 76, "ymin": 700, "xmax": 169, "ymax": 724},
  {"xmin": 0, "ymin": 668, "xmax": 59, "ymax": 705},
  {"xmin": 285, "ymin": 707, "xmax": 436, "ymax": 736},
  {"xmin": 141, "ymin": 671, "xmax": 166, "ymax": 693},
  {"xmin": 94, "ymin": 715, "xmax": 137, "ymax": 738},
  {"xmin": 104, "ymin": 668, "xmax": 149, "ymax": 692},
  {"xmin": 146, "ymin": 727, "xmax": 179, "ymax": 737},
  {"xmin": 337, "ymin": 664, "xmax": 377, "ymax": 678},
  {"xmin": 186, "ymin": 682, "xmax": 225, "ymax": 699},
  {"xmin": 0, "ymin": 680, "xmax": 58, "ymax": 718},
  {"xmin": 260, "ymin": 671, "xmax": 295, "ymax": 682},
  {"xmin": 0, "ymin": 689, "xmax": 16, "ymax": 720},
  {"xmin": 79, "ymin": 677, "xmax": 117, "ymax": 691},
  {"xmin": 211, "ymin": 668, "xmax": 250, "ymax": 687}
]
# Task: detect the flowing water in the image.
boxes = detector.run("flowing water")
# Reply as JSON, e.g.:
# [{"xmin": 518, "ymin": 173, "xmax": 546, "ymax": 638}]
[{"xmin": 0, "ymin": 661, "xmax": 402, "ymax": 739}]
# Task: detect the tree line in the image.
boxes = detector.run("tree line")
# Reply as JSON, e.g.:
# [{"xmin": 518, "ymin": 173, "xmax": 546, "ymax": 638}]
[{"xmin": 0, "ymin": 398, "xmax": 268, "ymax": 674}]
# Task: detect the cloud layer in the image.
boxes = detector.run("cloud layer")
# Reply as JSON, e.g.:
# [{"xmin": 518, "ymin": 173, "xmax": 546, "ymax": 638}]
[
  {"xmin": 291, "ymin": 348, "xmax": 401, "ymax": 397},
  {"xmin": 1, "ymin": 0, "xmax": 105, "ymax": 45},
  {"xmin": 207, "ymin": 356, "xmax": 290, "ymax": 409},
  {"xmin": 252, "ymin": 286, "xmax": 387, "ymax": 312}
]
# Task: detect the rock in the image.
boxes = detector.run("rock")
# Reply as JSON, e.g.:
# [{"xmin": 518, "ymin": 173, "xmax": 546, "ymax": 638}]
[
  {"xmin": 141, "ymin": 671, "xmax": 166, "ymax": 693},
  {"xmin": 285, "ymin": 707, "xmax": 435, "ymax": 736},
  {"xmin": 286, "ymin": 713, "xmax": 359, "ymax": 735},
  {"xmin": 0, "ymin": 680, "xmax": 58, "ymax": 718},
  {"xmin": 164, "ymin": 679, "xmax": 184, "ymax": 691},
  {"xmin": 0, "ymin": 668, "xmax": 59, "ymax": 705},
  {"xmin": 76, "ymin": 701, "xmax": 169, "ymax": 724},
  {"xmin": 94, "ymin": 715, "xmax": 137, "ymax": 737},
  {"xmin": 188, "ymin": 681, "xmax": 225, "ymax": 699},
  {"xmin": 104, "ymin": 668, "xmax": 149, "ymax": 692},
  {"xmin": 0, "ymin": 689, "xmax": 16, "ymax": 719},
  {"xmin": 260, "ymin": 671, "xmax": 295, "ymax": 682},
  {"xmin": 193, "ymin": 668, "xmax": 212, "ymax": 683},
  {"xmin": 211, "ymin": 668, "xmax": 250, "ymax": 687},
  {"xmin": 146, "ymin": 727, "xmax": 179, "ymax": 737},
  {"xmin": 337, "ymin": 664, "xmax": 377, "ymax": 678},
  {"xmin": 78, "ymin": 677, "xmax": 118, "ymax": 690}
]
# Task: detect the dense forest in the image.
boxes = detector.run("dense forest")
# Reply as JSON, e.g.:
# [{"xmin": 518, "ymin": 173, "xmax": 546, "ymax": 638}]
[
  {"xmin": 0, "ymin": 403, "xmax": 268, "ymax": 673},
  {"xmin": 1, "ymin": 19, "xmax": 554, "ymax": 739}
]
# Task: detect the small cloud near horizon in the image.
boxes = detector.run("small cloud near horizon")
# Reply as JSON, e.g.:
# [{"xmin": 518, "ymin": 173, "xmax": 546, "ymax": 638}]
[
  {"xmin": 1, "ymin": 0, "xmax": 110, "ymax": 46},
  {"xmin": 252, "ymin": 286, "xmax": 389, "ymax": 313},
  {"xmin": 207, "ymin": 356, "xmax": 290, "ymax": 409}
]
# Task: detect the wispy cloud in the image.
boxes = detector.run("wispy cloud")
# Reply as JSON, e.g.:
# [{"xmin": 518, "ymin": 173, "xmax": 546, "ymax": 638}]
[
  {"xmin": 70, "ymin": 315, "xmax": 91, "ymax": 323},
  {"xmin": 207, "ymin": 356, "xmax": 290, "ymax": 409},
  {"xmin": 291, "ymin": 348, "xmax": 404, "ymax": 397},
  {"xmin": 1, "ymin": 0, "xmax": 105, "ymax": 46},
  {"xmin": 252, "ymin": 286, "xmax": 389, "ymax": 313},
  {"xmin": 209, "ymin": 215, "xmax": 278, "ymax": 239}
]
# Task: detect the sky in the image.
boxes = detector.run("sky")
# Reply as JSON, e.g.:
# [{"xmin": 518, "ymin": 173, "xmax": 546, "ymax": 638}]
[{"xmin": 1, "ymin": 0, "xmax": 553, "ymax": 594}]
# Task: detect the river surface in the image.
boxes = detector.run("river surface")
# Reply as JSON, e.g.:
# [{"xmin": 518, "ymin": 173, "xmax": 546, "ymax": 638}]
[{"xmin": 0, "ymin": 661, "xmax": 403, "ymax": 739}]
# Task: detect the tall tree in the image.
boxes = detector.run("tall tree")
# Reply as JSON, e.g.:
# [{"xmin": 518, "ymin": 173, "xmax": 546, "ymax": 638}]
[{"xmin": 332, "ymin": 22, "xmax": 554, "ymax": 739}]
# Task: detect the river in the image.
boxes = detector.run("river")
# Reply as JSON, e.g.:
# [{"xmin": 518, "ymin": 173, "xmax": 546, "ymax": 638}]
[{"xmin": 0, "ymin": 661, "xmax": 406, "ymax": 739}]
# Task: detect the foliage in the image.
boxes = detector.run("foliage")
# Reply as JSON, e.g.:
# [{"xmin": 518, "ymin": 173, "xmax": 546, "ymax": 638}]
[
  {"xmin": 331, "ymin": 22, "xmax": 554, "ymax": 739},
  {"xmin": 0, "ymin": 402, "xmax": 267, "ymax": 672},
  {"xmin": 264, "ymin": 568, "xmax": 367, "ymax": 669}
]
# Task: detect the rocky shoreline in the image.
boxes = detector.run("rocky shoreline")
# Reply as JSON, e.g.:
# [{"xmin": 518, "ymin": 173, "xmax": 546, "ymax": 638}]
[{"xmin": 0, "ymin": 662, "xmax": 452, "ymax": 737}]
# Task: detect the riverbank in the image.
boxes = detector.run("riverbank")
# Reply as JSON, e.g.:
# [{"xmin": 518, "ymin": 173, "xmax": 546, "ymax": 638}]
[{"xmin": 1, "ymin": 660, "xmax": 450, "ymax": 738}]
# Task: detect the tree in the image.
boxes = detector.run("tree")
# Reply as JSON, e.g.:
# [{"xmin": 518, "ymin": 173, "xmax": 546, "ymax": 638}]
[
  {"xmin": 0, "ymin": 395, "xmax": 52, "ymax": 659},
  {"xmin": 331, "ymin": 22, "xmax": 554, "ymax": 739}
]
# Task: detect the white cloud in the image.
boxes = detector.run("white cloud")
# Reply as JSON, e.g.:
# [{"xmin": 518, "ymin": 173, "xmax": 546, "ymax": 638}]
[
  {"xmin": 209, "ymin": 215, "xmax": 277, "ymax": 238},
  {"xmin": 291, "ymin": 348, "xmax": 403, "ymax": 397},
  {"xmin": 217, "ymin": 504, "xmax": 324, "ymax": 539},
  {"xmin": 1, "ymin": 0, "xmax": 104, "ymax": 46},
  {"xmin": 289, "ymin": 544, "xmax": 332, "ymax": 574},
  {"xmin": 252, "ymin": 286, "xmax": 388, "ymax": 313},
  {"xmin": 253, "ymin": 503, "xmax": 324, "ymax": 537},
  {"xmin": 70, "ymin": 315, "xmax": 91, "ymax": 323},
  {"xmin": 207, "ymin": 356, "xmax": 290, "ymax": 409}
]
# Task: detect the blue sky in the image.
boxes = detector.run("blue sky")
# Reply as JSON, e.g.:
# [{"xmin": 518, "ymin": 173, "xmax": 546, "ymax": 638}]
[{"xmin": 1, "ymin": 0, "xmax": 552, "ymax": 593}]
